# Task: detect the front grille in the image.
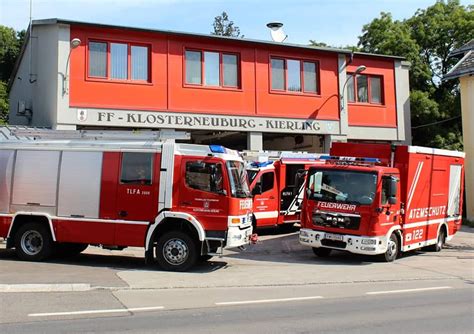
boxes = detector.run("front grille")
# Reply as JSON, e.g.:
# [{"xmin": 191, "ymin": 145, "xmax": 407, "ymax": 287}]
[
  {"xmin": 321, "ymin": 239, "xmax": 347, "ymax": 249},
  {"xmin": 312, "ymin": 212, "xmax": 360, "ymax": 230}
]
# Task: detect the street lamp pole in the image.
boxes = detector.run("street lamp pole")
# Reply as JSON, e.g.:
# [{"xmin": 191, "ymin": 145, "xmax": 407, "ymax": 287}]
[
  {"xmin": 340, "ymin": 65, "xmax": 366, "ymax": 111},
  {"xmin": 61, "ymin": 38, "xmax": 81, "ymax": 96}
]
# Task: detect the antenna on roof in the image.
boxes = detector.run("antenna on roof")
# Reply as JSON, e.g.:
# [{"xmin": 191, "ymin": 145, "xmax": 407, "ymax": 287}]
[{"xmin": 266, "ymin": 22, "xmax": 287, "ymax": 43}]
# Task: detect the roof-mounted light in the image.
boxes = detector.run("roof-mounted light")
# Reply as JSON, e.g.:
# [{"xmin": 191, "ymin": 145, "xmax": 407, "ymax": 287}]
[
  {"xmin": 209, "ymin": 145, "xmax": 226, "ymax": 154},
  {"xmin": 280, "ymin": 152, "xmax": 322, "ymax": 160},
  {"xmin": 320, "ymin": 155, "xmax": 380, "ymax": 163},
  {"xmin": 250, "ymin": 161, "xmax": 274, "ymax": 168}
]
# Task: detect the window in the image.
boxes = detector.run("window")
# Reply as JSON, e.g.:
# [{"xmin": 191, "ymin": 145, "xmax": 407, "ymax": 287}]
[
  {"xmin": 347, "ymin": 73, "xmax": 383, "ymax": 104},
  {"xmin": 271, "ymin": 58, "xmax": 285, "ymax": 90},
  {"xmin": 88, "ymin": 41, "xmax": 150, "ymax": 82},
  {"xmin": 131, "ymin": 46, "xmax": 149, "ymax": 80},
  {"xmin": 223, "ymin": 54, "xmax": 238, "ymax": 87},
  {"xmin": 370, "ymin": 76, "xmax": 382, "ymax": 103},
  {"xmin": 111, "ymin": 43, "xmax": 127, "ymax": 79},
  {"xmin": 286, "ymin": 164, "xmax": 305, "ymax": 187},
  {"xmin": 255, "ymin": 172, "xmax": 275, "ymax": 193},
  {"xmin": 185, "ymin": 49, "xmax": 240, "ymax": 88},
  {"xmin": 287, "ymin": 59, "xmax": 301, "ymax": 92},
  {"xmin": 357, "ymin": 75, "xmax": 368, "ymax": 102},
  {"xmin": 204, "ymin": 51, "xmax": 220, "ymax": 86},
  {"xmin": 120, "ymin": 153, "xmax": 153, "ymax": 185},
  {"xmin": 381, "ymin": 177, "xmax": 391, "ymax": 205},
  {"xmin": 270, "ymin": 57, "xmax": 319, "ymax": 94},
  {"xmin": 186, "ymin": 161, "xmax": 224, "ymax": 194},
  {"xmin": 185, "ymin": 50, "xmax": 202, "ymax": 84},
  {"xmin": 88, "ymin": 42, "xmax": 107, "ymax": 77},
  {"xmin": 303, "ymin": 62, "xmax": 317, "ymax": 93}
]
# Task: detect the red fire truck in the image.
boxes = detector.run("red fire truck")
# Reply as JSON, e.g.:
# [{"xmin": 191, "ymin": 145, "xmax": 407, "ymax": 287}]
[
  {"xmin": 245, "ymin": 152, "xmax": 323, "ymax": 230},
  {"xmin": 299, "ymin": 143, "xmax": 465, "ymax": 261},
  {"xmin": 0, "ymin": 129, "xmax": 253, "ymax": 271}
]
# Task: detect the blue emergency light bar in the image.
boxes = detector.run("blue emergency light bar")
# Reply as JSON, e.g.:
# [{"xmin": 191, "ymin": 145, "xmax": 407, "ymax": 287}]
[
  {"xmin": 209, "ymin": 145, "xmax": 226, "ymax": 153},
  {"xmin": 320, "ymin": 155, "xmax": 380, "ymax": 163},
  {"xmin": 250, "ymin": 161, "xmax": 274, "ymax": 168}
]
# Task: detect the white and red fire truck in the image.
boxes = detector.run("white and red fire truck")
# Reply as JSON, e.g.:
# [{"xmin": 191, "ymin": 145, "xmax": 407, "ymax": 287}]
[
  {"xmin": 244, "ymin": 152, "xmax": 323, "ymax": 230},
  {"xmin": 0, "ymin": 129, "xmax": 253, "ymax": 271},
  {"xmin": 299, "ymin": 143, "xmax": 465, "ymax": 261}
]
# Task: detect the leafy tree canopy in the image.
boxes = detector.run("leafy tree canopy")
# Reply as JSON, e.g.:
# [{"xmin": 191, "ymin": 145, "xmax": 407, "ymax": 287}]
[
  {"xmin": 357, "ymin": 0, "xmax": 473, "ymax": 150},
  {"xmin": 212, "ymin": 11, "xmax": 242, "ymax": 37},
  {"xmin": 0, "ymin": 81, "xmax": 8, "ymax": 124},
  {"xmin": 0, "ymin": 26, "xmax": 25, "ymax": 81}
]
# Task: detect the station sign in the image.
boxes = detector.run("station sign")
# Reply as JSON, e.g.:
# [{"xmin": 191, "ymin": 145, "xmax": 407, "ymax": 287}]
[{"xmin": 71, "ymin": 108, "xmax": 340, "ymax": 135}]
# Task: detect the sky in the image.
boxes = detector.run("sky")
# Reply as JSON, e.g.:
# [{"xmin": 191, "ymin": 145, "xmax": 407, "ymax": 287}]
[{"xmin": 0, "ymin": 0, "xmax": 472, "ymax": 46}]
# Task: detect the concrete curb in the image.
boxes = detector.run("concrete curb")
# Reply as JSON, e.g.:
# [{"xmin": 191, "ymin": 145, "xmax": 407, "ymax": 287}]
[{"xmin": 0, "ymin": 283, "xmax": 91, "ymax": 293}]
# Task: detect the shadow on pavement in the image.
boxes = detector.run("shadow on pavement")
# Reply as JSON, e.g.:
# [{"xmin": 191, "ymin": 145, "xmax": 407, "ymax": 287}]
[
  {"xmin": 0, "ymin": 247, "xmax": 229, "ymax": 274},
  {"xmin": 225, "ymin": 232, "xmax": 374, "ymax": 266}
]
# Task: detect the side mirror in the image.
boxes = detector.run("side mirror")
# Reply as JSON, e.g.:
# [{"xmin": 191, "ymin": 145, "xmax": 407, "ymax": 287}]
[
  {"xmin": 252, "ymin": 184, "xmax": 262, "ymax": 196},
  {"xmin": 389, "ymin": 177, "xmax": 398, "ymax": 197}
]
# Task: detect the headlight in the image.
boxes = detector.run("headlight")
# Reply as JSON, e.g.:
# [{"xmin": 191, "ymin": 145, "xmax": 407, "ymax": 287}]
[
  {"xmin": 231, "ymin": 218, "xmax": 241, "ymax": 224},
  {"xmin": 361, "ymin": 239, "xmax": 377, "ymax": 245},
  {"xmin": 300, "ymin": 230, "xmax": 309, "ymax": 237}
]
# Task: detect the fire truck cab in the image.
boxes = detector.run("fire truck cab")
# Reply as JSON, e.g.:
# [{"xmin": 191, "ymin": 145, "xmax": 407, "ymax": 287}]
[
  {"xmin": 244, "ymin": 152, "xmax": 322, "ymax": 230},
  {"xmin": 299, "ymin": 143, "xmax": 465, "ymax": 262},
  {"xmin": 0, "ymin": 129, "xmax": 253, "ymax": 271}
]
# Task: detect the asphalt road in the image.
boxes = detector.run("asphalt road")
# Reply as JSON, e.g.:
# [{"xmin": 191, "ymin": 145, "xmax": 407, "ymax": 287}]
[
  {"xmin": 1, "ymin": 287, "xmax": 472, "ymax": 334},
  {"xmin": 0, "ymin": 227, "xmax": 472, "ymax": 332}
]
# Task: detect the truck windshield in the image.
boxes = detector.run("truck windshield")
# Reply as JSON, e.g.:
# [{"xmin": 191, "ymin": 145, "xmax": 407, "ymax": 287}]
[
  {"xmin": 227, "ymin": 161, "xmax": 251, "ymax": 198},
  {"xmin": 306, "ymin": 169, "xmax": 377, "ymax": 205}
]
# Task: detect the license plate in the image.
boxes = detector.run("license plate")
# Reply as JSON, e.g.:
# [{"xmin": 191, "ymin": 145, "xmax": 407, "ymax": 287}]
[{"xmin": 324, "ymin": 233, "xmax": 343, "ymax": 241}]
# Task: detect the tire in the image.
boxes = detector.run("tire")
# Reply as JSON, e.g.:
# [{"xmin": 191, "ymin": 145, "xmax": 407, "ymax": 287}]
[
  {"xmin": 381, "ymin": 232, "xmax": 399, "ymax": 262},
  {"xmin": 155, "ymin": 231, "xmax": 198, "ymax": 271},
  {"xmin": 55, "ymin": 243, "xmax": 88, "ymax": 257},
  {"xmin": 427, "ymin": 228, "xmax": 446, "ymax": 252},
  {"xmin": 14, "ymin": 223, "xmax": 54, "ymax": 261},
  {"xmin": 312, "ymin": 247, "xmax": 332, "ymax": 257}
]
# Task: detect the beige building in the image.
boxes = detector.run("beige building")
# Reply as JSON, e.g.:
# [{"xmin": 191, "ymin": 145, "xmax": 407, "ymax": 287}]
[{"xmin": 445, "ymin": 40, "xmax": 474, "ymax": 222}]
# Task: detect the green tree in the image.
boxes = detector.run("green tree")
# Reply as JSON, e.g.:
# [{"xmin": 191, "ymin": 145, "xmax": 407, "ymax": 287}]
[
  {"xmin": 309, "ymin": 40, "xmax": 360, "ymax": 51},
  {"xmin": 0, "ymin": 25, "xmax": 25, "ymax": 124},
  {"xmin": 357, "ymin": 0, "xmax": 473, "ymax": 150},
  {"xmin": 212, "ymin": 12, "xmax": 242, "ymax": 37},
  {"xmin": 358, "ymin": 12, "xmax": 431, "ymax": 90},
  {"xmin": 0, "ymin": 26, "xmax": 24, "ymax": 81},
  {"xmin": 0, "ymin": 81, "xmax": 8, "ymax": 124}
]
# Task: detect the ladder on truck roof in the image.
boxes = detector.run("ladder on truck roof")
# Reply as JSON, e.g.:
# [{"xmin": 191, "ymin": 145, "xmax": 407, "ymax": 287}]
[{"xmin": 0, "ymin": 126, "xmax": 190, "ymax": 142}]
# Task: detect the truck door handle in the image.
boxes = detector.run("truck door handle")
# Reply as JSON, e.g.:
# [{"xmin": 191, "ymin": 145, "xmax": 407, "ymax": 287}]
[
  {"xmin": 269, "ymin": 196, "xmax": 275, "ymax": 199},
  {"xmin": 181, "ymin": 201, "xmax": 191, "ymax": 205},
  {"xmin": 118, "ymin": 211, "xmax": 128, "ymax": 218}
]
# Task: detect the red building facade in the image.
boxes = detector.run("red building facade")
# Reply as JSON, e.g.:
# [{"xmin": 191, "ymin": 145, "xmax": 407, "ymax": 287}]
[{"xmin": 9, "ymin": 19, "xmax": 411, "ymax": 151}]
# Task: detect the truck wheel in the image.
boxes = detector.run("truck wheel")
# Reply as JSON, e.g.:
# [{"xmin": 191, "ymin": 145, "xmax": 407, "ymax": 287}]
[
  {"xmin": 381, "ymin": 233, "xmax": 399, "ymax": 262},
  {"xmin": 55, "ymin": 243, "xmax": 88, "ymax": 257},
  {"xmin": 312, "ymin": 247, "xmax": 332, "ymax": 257},
  {"xmin": 155, "ymin": 231, "xmax": 198, "ymax": 271},
  {"xmin": 14, "ymin": 223, "xmax": 54, "ymax": 261},
  {"xmin": 428, "ymin": 228, "xmax": 446, "ymax": 252}
]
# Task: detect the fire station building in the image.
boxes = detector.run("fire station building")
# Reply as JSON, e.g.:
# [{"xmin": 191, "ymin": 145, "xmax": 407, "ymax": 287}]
[{"xmin": 8, "ymin": 19, "xmax": 411, "ymax": 151}]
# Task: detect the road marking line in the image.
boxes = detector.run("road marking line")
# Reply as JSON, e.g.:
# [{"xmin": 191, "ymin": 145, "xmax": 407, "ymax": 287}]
[
  {"xmin": 28, "ymin": 306, "xmax": 164, "ymax": 317},
  {"xmin": 215, "ymin": 296, "xmax": 323, "ymax": 306},
  {"xmin": 366, "ymin": 286, "xmax": 452, "ymax": 295}
]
